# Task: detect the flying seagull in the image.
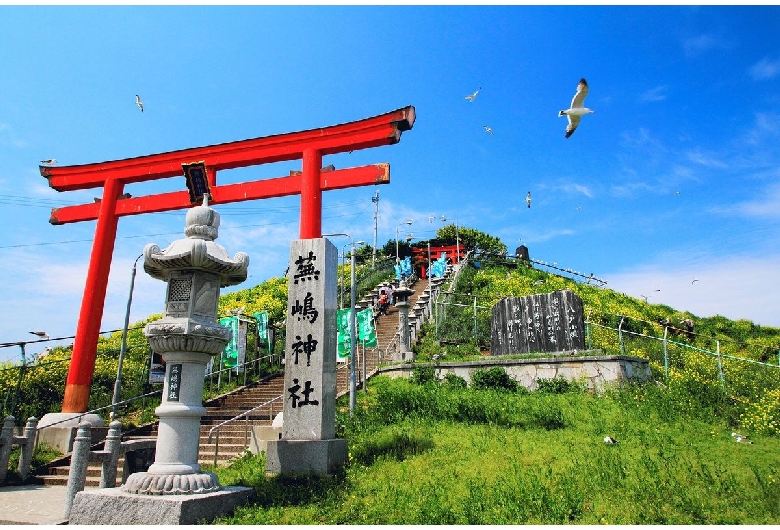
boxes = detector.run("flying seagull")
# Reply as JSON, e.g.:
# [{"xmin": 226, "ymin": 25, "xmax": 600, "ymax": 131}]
[
  {"xmin": 40, "ymin": 159, "xmax": 57, "ymax": 165},
  {"xmin": 526, "ymin": 191, "xmax": 531, "ymax": 208},
  {"xmin": 465, "ymin": 87, "xmax": 481, "ymax": 102},
  {"xmin": 559, "ymin": 78, "xmax": 594, "ymax": 138},
  {"xmin": 483, "ymin": 125, "xmax": 494, "ymax": 135},
  {"xmin": 603, "ymin": 436, "xmax": 618, "ymax": 444},
  {"xmin": 135, "ymin": 94, "xmax": 144, "ymax": 113},
  {"xmin": 29, "ymin": 331, "xmax": 49, "ymax": 339},
  {"xmin": 692, "ymin": 278, "xmax": 699, "ymax": 284}
]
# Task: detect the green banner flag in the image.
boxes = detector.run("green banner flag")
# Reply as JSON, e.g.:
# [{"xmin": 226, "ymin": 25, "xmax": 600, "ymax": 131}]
[
  {"xmin": 219, "ymin": 316, "xmax": 240, "ymax": 368},
  {"xmin": 253, "ymin": 311, "xmax": 270, "ymax": 353},
  {"xmin": 336, "ymin": 308, "xmax": 352, "ymax": 359},
  {"xmin": 357, "ymin": 307, "xmax": 377, "ymax": 347},
  {"xmin": 337, "ymin": 308, "xmax": 377, "ymax": 359}
]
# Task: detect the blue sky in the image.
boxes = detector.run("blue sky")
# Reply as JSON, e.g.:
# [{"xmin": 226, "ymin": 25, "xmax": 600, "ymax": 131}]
[{"xmin": 2, "ymin": 5, "xmax": 780, "ymax": 362}]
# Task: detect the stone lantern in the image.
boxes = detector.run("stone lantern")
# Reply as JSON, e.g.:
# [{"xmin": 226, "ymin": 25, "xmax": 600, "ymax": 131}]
[
  {"xmin": 393, "ymin": 280, "xmax": 415, "ymax": 361},
  {"xmin": 124, "ymin": 197, "xmax": 248, "ymax": 495}
]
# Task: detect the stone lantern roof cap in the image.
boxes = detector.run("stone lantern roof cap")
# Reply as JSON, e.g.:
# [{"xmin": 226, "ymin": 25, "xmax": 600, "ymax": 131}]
[{"xmin": 143, "ymin": 197, "xmax": 249, "ymax": 287}]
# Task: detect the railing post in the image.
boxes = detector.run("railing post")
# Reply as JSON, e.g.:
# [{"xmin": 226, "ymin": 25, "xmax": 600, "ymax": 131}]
[
  {"xmin": 618, "ymin": 316, "xmax": 625, "ymax": 355},
  {"xmin": 64, "ymin": 422, "xmax": 92, "ymax": 519},
  {"xmin": 0, "ymin": 416, "xmax": 15, "ymax": 483},
  {"xmin": 244, "ymin": 414, "xmax": 249, "ymax": 450},
  {"xmin": 716, "ymin": 340, "xmax": 725, "ymax": 390},
  {"xmin": 100, "ymin": 420, "xmax": 122, "ymax": 488},
  {"xmin": 17, "ymin": 416, "xmax": 38, "ymax": 480},
  {"xmin": 213, "ymin": 430, "xmax": 219, "ymax": 468},
  {"xmin": 663, "ymin": 326, "xmax": 669, "ymax": 380},
  {"xmin": 586, "ymin": 321, "xmax": 592, "ymax": 350}
]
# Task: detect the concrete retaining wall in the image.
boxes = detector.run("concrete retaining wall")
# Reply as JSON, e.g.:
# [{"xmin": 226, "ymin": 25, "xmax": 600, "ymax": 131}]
[{"xmin": 377, "ymin": 352, "xmax": 652, "ymax": 392}]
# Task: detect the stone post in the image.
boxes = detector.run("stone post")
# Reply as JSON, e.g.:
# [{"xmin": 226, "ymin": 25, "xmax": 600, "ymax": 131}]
[
  {"xmin": 393, "ymin": 280, "xmax": 415, "ymax": 362},
  {"xmin": 0, "ymin": 416, "xmax": 14, "ymax": 483},
  {"xmin": 63, "ymin": 422, "xmax": 91, "ymax": 518},
  {"xmin": 100, "ymin": 420, "xmax": 122, "ymax": 489},
  {"xmin": 265, "ymin": 238, "xmax": 347, "ymax": 476},
  {"xmin": 17, "ymin": 416, "xmax": 38, "ymax": 480}
]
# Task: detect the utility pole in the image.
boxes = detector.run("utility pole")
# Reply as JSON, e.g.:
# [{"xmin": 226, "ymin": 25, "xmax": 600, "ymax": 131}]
[{"xmin": 371, "ymin": 190, "xmax": 379, "ymax": 267}]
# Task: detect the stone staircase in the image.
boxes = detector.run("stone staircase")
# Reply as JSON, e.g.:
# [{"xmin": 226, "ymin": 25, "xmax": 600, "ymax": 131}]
[{"xmin": 34, "ymin": 274, "xmax": 439, "ymax": 482}]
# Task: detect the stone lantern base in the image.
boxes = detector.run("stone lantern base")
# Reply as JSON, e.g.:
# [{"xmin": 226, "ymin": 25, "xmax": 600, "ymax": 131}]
[{"xmin": 67, "ymin": 486, "xmax": 253, "ymax": 525}]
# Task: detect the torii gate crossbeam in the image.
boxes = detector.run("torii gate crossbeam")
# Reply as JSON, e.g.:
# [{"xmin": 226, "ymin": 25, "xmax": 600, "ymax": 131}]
[{"xmin": 42, "ymin": 106, "xmax": 415, "ymax": 413}]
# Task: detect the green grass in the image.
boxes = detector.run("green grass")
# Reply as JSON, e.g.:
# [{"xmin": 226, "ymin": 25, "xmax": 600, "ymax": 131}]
[{"xmin": 211, "ymin": 375, "xmax": 780, "ymax": 524}]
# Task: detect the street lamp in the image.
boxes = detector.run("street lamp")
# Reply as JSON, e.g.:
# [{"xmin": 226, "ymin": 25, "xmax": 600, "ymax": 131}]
[
  {"xmin": 340, "ymin": 241, "xmax": 365, "ymax": 310},
  {"xmin": 439, "ymin": 216, "xmax": 460, "ymax": 263},
  {"xmin": 111, "ymin": 253, "xmax": 143, "ymax": 420},
  {"xmin": 323, "ymin": 233, "xmax": 363, "ymax": 415},
  {"xmin": 395, "ymin": 219, "xmax": 413, "ymax": 261}
]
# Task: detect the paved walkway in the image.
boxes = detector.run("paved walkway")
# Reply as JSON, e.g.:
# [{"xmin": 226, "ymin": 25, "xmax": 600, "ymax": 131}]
[{"xmin": 0, "ymin": 484, "xmax": 71, "ymax": 525}]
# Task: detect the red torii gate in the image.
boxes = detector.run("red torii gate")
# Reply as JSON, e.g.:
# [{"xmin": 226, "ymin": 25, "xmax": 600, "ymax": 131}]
[{"xmin": 41, "ymin": 106, "xmax": 416, "ymax": 413}]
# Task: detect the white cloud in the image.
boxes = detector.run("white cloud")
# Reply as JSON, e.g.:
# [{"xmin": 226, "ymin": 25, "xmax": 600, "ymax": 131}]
[
  {"xmin": 709, "ymin": 182, "xmax": 780, "ymax": 219},
  {"xmin": 606, "ymin": 254, "xmax": 780, "ymax": 328},
  {"xmin": 682, "ymin": 33, "xmax": 734, "ymax": 58},
  {"xmin": 686, "ymin": 150, "xmax": 728, "ymax": 169},
  {"xmin": 0, "ymin": 122, "xmax": 27, "ymax": 149},
  {"xmin": 639, "ymin": 85, "xmax": 668, "ymax": 102},
  {"xmin": 526, "ymin": 228, "xmax": 575, "ymax": 244},
  {"xmin": 749, "ymin": 57, "xmax": 780, "ymax": 81}
]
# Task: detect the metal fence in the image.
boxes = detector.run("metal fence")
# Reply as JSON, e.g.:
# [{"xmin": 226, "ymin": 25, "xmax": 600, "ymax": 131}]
[{"xmin": 584, "ymin": 315, "xmax": 780, "ymax": 406}]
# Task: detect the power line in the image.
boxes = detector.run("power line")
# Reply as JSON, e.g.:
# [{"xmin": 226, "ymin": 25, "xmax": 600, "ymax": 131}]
[{"xmin": 0, "ymin": 204, "xmax": 372, "ymax": 251}]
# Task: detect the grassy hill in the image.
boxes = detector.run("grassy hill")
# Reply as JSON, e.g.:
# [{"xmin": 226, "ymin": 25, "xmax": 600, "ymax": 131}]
[
  {"xmin": 203, "ymin": 254, "xmax": 780, "ymax": 524},
  {"xmin": 211, "ymin": 374, "xmax": 780, "ymax": 524},
  {"xmin": 3, "ymin": 249, "xmax": 780, "ymax": 523}
]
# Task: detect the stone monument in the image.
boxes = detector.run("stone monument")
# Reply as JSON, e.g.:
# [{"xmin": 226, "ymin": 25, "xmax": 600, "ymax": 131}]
[
  {"xmin": 68, "ymin": 197, "xmax": 253, "ymax": 525},
  {"xmin": 265, "ymin": 238, "xmax": 347, "ymax": 476},
  {"xmin": 491, "ymin": 289, "xmax": 585, "ymax": 356}
]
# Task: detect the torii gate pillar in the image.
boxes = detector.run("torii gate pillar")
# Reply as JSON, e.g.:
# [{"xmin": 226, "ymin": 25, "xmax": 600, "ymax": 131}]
[{"xmin": 41, "ymin": 106, "xmax": 415, "ymax": 414}]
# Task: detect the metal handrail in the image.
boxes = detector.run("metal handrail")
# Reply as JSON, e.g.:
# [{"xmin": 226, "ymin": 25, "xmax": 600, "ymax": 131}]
[
  {"xmin": 206, "ymin": 394, "xmax": 283, "ymax": 467},
  {"xmin": 36, "ymin": 389, "xmax": 163, "ymax": 431},
  {"xmin": 206, "ymin": 351, "xmax": 279, "ymax": 389},
  {"xmin": 587, "ymin": 320, "xmax": 780, "ymax": 369}
]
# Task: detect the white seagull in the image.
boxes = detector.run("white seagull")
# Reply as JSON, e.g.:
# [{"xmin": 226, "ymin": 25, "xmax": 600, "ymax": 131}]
[
  {"xmin": 732, "ymin": 432, "xmax": 753, "ymax": 444},
  {"xmin": 603, "ymin": 436, "xmax": 618, "ymax": 444},
  {"xmin": 135, "ymin": 94, "xmax": 144, "ymax": 113},
  {"xmin": 40, "ymin": 159, "xmax": 57, "ymax": 165},
  {"xmin": 559, "ymin": 78, "xmax": 593, "ymax": 138},
  {"xmin": 465, "ymin": 87, "xmax": 481, "ymax": 102},
  {"xmin": 483, "ymin": 125, "xmax": 494, "ymax": 135}
]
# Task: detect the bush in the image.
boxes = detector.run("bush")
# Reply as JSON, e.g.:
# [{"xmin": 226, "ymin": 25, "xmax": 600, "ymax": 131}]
[
  {"xmin": 442, "ymin": 373, "xmax": 467, "ymax": 389},
  {"xmin": 410, "ymin": 365, "xmax": 437, "ymax": 385},
  {"xmin": 470, "ymin": 367, "xmax": 519, "ymax": 392},
  {"xmin": 536, "ymin": 376, "xmax": 585, "ymax": 394}
]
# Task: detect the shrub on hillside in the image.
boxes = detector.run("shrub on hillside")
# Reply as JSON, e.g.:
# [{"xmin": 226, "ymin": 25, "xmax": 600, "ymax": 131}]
[
  {"xmin": 410, "ymin": 365, "xmax": 437, "ymax": 385},
  {"xmin": 442, "ymin": 372, "xmax": 467, "ymax": 389},
  {"xmin": 740, "ymin": 388, "xmax": 780, "ymax": 437},
  {"xmin": 536, "ymin": 376, "xmax": 586, "ymax": 394},
  {"xmin": 470, "ymin": 367, "xmax": 519, "ymax": 392}
]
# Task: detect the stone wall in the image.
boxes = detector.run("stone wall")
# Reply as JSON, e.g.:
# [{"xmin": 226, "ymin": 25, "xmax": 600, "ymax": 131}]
[{"xmin": 378, "ymin": 353, "xmax": 651, "ymax": 393}]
